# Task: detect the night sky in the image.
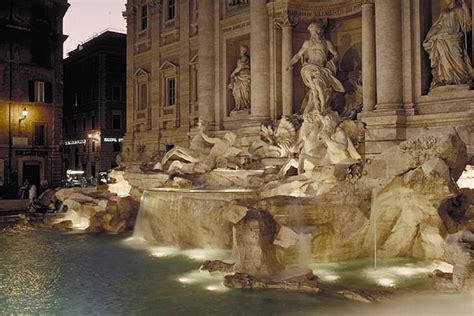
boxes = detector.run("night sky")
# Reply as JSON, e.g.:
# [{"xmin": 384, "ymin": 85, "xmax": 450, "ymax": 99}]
[{"xmin": 64, "ymin": 0, "xmax": 126, "ymax": 56}]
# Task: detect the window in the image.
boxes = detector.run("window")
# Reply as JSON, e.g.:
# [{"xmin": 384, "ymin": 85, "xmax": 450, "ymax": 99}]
[
  {"xmin": 34, "ymin": 81, "xmax": 45, "ymax": 102},
  {"xmin": 82, "ymin": 118, "xmax": 86, "ymax": 131},
  {"xmin": 112, "ymin": 84, "xmax": 122, "ymax": 101},
  {"xmin": 29, "ymin": 80, "xmax": 52, "ymax": 103},
  {"xmin": 167, "ymin": 78, "xmax": 176, "ymax": 105},
  {"xmin": 33, "ymin": 124, "xmax": 46, "ymax": 146},
  {"xmin": 91, "ymin": 116, "xmax": 95, "ymax": 130},
  {"xmin": 31, "ymin": 39, "xmax": 51, "ymax": 66},
  {"xmin": 167, "ymin": 0, "xmax": 176, "ymax": 20},
  {"xmin": 112, "ymin": 114, "xmax": 122, "ymax": 130},
  {"xmin": 138, "ymin": 82, "xmax": 148, "ymax": 110},
  {"xmin": 113, "ymin": 142, "xmax": 122, "ymax": 152},
  {"xmin": 91, "ymin": 141, "xmax": 96, "ymax": 152},
  {"xmin": 140, "ymin": 5, "xmax": 148, "ymax": 30},
  {"xmin": 73, "ymin": 120, "xmax": 77, "ymax": 132}
]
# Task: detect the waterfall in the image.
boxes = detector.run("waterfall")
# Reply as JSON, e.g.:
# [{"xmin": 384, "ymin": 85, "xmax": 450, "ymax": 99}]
[
  {"xmin": 130, "ymin": 188, "xmax": 256, "ymax": 249},
  {"xmin": 370, "ymin": 190, "xmax": 378, "ymax": 270},
  {"xmin": 132, "ymin": 191, "xmax": 154, "ymax": 241},
  {"xmin": 297, "ymin": 232, "xmax": 312, "ymax": 270},
  {"xmin": 290, "ymin": 200, "xmax": 313, "ymax": 270}
]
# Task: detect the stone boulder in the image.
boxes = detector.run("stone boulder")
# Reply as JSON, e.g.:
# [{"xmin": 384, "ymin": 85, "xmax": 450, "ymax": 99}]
[
  {"xmin": 442, "ymin": 231, "xmax": 474, "ymax": 291},
  {"xmin": 366, "ymin": 133, "xmax": 467, "ymax": 182},
  {"xmin": 200, "ymin": 260, "xmax": 235, "ymax": 273},
  {"xmin": 223, "ymin": 271, "xmax": 320, "ymax": 293},
  {"xmin": 52, "ymin": 220, "xmax": 73, "ymax": 231},
  {"xmin": 87, "ymin": 197, "xmax": 139, "ymax": 233},
  {"xmin": 257, "ymin": 182, "xmax": 371, "ymax": 263},
  {"xmin": 365, "ymin": 156, "xmax": 460, "ymax": 260},
  {"xmin": 233, "ymin": 210, "xmax": 284, "ymax": 276}
]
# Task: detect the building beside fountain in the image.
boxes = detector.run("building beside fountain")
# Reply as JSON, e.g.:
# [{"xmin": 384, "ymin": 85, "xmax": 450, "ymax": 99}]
[{"xmin": 122, "ymin": 0, "xmax": 473, "ymax": 162}]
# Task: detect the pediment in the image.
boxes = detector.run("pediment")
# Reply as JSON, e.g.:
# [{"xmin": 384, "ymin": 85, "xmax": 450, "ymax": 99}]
[
  {"xmin": 159, "ymin": 60, "xmax": 179, "ymax": 72},
  {"xmin": 134, "ymin": 68, "xmax": 150, "ymax": 78}
]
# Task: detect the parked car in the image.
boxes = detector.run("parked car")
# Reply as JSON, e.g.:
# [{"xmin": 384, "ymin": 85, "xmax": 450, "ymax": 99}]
[{"xmin": 65, "ymin": 170, "xmax": 86, "ymax": 187}]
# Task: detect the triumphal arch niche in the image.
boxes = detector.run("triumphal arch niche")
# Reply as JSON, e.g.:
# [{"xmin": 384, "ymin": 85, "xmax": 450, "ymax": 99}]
[
  {"xmin": 220, "ymin": 0, "xmax": 473, "ymax": 159},
  {"xmin": 220, "ymin": 0, "xmax": 364, "ymax": 135}
]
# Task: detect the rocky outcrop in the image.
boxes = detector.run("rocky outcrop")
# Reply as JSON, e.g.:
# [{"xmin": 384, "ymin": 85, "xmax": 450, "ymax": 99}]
[
  {"xmin": 366, "ymin": 133, "xmax": 467, "ymax": 183},
  {"xmin": 51, "ymin": 188, "xmax": 139, "ymax": 233},
  {"xmin": 200, "ymin": 260, "xmax": 235, "ymax": 273},
  {"xmin": 87, "ymin": 197, "xmax": 139, "ymax": 233},
  {"xmin": 223, "ymin": 270, "xmax": 320, "ymax": 293},
  {"xmin": 257, "ymin": 185, "xmax": 371, "ymax": 263},
  {"xmin": 365, "ymin": 157, "xmax": 458, "ymax": 259},
  {"xmin": 364, "ymin": 134, "xmax": 468, "ymax": 260},
  {"xmin": 233, "ymin": 210, "xmax": 284, "ymax": 276},
  {"xmin": 52, "ymin": 220, "xmax": 73, "ymax": 231},
  {"xmin": 442, "ymin": 231, "xmax": 474, "ymax": 291}
]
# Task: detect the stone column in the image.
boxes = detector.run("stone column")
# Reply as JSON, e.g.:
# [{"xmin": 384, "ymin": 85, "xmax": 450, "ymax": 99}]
[
  {"xmin": 280, "ymin": 17, "xmax": 296, "ymax": 117},
  {"xmin": 361, "ymin": 0, "xmax": 376, "ymax": 113},
  {"xmin": 375, "ymin": 0, "xmax": 403, "ymax": 111},
  {"xmin": 198, "ymin": 0, "xmax": 215, "ymax": 126},
  {"xmin": 250, "ymin": 0, "xmax": 270, "ymax": 120}
]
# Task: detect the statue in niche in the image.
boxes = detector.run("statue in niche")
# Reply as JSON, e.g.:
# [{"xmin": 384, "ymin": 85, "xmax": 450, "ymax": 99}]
[
  {"xmin": 287, "ymin": 20, "xmax": 345, "ymax": 114},
  {"xmin": 228, "ymin": 44, "xmax": 251, "ymax": 112},
  {"xmin": 423, "ymin": 0, "xmax": 473, "ymax": 89},
  {"xmin": 155, "ymin": 118, "xmax": 242, "ymax": 174}
]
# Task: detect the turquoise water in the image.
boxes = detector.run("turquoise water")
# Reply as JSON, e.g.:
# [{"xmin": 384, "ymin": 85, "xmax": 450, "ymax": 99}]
[{"xmin": 0, "ymin": 228, "xmax": 471, "ymax": 315}]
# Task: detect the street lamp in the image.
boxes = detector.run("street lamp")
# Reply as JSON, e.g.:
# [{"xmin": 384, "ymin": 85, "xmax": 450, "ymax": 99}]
[{"xmin": 19, "ymin": 107, "xmax": 28, "ymax": 123}]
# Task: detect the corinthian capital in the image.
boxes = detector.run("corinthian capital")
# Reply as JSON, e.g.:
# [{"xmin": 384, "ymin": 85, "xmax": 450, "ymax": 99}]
[{"xmin": 274, "ymin": 15, "xmax": 298, "ymax": 30}]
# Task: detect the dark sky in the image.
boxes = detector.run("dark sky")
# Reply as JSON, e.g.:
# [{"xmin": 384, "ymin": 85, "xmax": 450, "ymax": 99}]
[{"xmin": 64, "ymin": 0, "xmax": 126, "ymax": 56}]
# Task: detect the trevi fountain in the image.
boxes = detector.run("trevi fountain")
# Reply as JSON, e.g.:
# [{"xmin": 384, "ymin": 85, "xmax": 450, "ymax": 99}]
[{"xmin": 2, "ymin": 0, "xmax": 474, "ymax": 314}]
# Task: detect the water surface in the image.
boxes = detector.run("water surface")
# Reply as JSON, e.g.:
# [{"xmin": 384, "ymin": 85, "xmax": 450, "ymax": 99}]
[{"xmin": 0, "ymin": 228, "xmax": 471, "ymax": 315}]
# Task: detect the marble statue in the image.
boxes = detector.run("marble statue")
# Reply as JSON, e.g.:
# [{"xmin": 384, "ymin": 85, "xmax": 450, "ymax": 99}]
[
  {"xmin": 423, "ymin": 0, "xmax": 473, "ymax": 89},
  {"xmin": 156, "ymin": 118, "xmax": 242, "ymax": 174},
  {"xmin": 228, "ymin": 45, "xmax": 251, "ymax": 111},
  {"xmin": 316, "ymin": 111, "xmax": 362, "ymax": 165},
  {"xmin": 287, "ymin": 20, "xmax": 345, "ymax": 114},
  {"xmin": 251, "ymin": 117, "xmax": 299, "ymax": 158}
]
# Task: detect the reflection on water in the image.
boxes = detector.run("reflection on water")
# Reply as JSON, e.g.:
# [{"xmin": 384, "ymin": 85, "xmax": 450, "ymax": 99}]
[{"xmin": 0, "ymin": 227, "xmax": 471, "ymax": 315}]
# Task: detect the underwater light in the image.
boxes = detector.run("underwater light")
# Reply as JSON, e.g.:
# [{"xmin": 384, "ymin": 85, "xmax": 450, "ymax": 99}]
[
  {"xmin": 149, "ymin": 247, "xmax": 179, "ymax": 258},
  {"xmin": 178, "ymin": 277, "xmax": 194, "ymax": 284},
  {"xmin": 377, "ymin": 278, "xmax": 396, "ymax": 287},
  {"xmin": 321, "ymin": 275, "xmax": 340, "ymax": 282},
  {"xmin": 205, "ymin": 285, "xmax": 218, "ymax": 291}
]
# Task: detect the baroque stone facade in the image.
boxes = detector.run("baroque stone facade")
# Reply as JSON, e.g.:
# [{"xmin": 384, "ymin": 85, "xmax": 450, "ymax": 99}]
[{"xmin": 123, "ymin": 0, "xmax": 474, "ymax": 163}]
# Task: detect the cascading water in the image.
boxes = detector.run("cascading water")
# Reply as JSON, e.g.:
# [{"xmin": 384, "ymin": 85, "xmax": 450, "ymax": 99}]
[
  {"xmin": 370, "ymin": 190, "xmax": 378, "ymax": 270},
  {"xmin": 131, "ymin": 188, "xmax": 257, "ymax": 249},
  {"xmin": 290, "ymin": 201, "xmax": 313, "ymax": 271},
  {"xmin": 131, "ymin": 192, "xmax": 149, "ymax": 240}
]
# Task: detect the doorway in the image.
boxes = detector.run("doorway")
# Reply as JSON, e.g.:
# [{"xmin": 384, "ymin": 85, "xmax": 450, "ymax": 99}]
[{"xmin": 23, "ymin": 163, "xmax": 40, "ymax": 189}]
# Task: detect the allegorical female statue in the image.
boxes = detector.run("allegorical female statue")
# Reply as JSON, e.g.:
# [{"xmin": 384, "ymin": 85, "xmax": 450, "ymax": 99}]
[
  {"xmin": 228, "ymin": 44, "xmax": 251, "ymax": 111},
  {"xmin": 423, "ymin": 0, "xmax": 473, "ymax": 89},
  {"xmin": 287, "ymin": 20, "xmax": 345, "ymax": 114}
]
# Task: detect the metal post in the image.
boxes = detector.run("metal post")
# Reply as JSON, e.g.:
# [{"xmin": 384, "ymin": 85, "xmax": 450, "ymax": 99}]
[{"xmin": 7, "ymin": 0, "xmax": 13, "ymax": 185}]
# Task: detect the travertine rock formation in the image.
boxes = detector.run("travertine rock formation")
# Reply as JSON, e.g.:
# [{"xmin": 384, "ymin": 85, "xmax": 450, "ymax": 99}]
[
  {"xmin": 53, "ymin": 187, "xmax": 139, "ymax": 233},
  {"xmin": 233, "ymin": 210, "xmax": 284, "ymax": 276}
]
